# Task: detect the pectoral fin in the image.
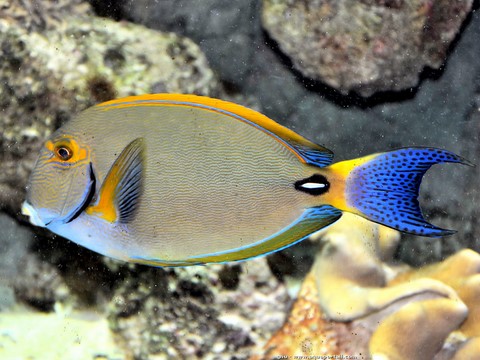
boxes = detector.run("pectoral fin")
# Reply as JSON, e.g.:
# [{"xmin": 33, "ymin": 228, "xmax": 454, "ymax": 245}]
[{"xmin": 86, "ymin": 138, "xmax": 144, "ymax": 223}]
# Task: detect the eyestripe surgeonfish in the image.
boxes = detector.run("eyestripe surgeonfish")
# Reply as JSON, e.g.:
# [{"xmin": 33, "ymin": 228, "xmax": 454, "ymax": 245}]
[{"xmin": 22, "ymin": 94, "xmax": 470, "ymax": 267}]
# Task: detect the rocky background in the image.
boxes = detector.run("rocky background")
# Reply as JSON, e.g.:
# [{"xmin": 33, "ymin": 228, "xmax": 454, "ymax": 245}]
[
  {"xmin": 0, "ymin": 0, "xmax": 479, "ymax": 359},
  {"xmin": 110, "ymin": 0, "xmax": 480, "ymax": 266}
]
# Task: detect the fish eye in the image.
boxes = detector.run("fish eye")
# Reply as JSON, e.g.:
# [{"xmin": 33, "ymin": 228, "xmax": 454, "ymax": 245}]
[{"xmin": 55, "ymin": 146, "xmax": 73, "ymax": 161}]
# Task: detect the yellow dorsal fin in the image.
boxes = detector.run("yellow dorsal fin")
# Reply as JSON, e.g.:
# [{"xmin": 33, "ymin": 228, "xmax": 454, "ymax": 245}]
[{"xmin": 96, "ymin": 94, "xmax": 334, "ymax": 167}]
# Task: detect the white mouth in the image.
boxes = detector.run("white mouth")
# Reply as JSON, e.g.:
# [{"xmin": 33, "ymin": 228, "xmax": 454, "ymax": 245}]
[{"xmin": 21, "ymin": 201, "xmax": 46, "ymax": 227}]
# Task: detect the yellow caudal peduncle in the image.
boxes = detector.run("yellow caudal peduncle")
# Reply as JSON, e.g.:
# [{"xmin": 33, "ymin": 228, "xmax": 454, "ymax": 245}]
[{"xmin": 321, "ymin": 153, "xmax": 380, "ymax": 214}]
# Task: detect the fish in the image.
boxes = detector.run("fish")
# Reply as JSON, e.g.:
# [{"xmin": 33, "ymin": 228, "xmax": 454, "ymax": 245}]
[{"xmin": 21, "ymin": 94, "xmax": 470, "ymax": 267}]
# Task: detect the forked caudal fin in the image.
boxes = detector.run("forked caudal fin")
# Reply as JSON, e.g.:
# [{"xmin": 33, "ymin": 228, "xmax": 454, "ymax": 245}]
[{"xmin": 327, "ymin": 148, "xmax": 472, "ymax": 237}]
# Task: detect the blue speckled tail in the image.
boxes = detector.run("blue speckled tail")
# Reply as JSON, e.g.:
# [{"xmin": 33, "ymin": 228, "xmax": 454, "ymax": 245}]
[{"xmin": 345, "ymin": 148, "xmax": 469, "ymax": 237}]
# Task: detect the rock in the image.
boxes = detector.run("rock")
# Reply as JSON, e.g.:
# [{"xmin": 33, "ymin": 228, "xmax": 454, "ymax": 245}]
[
  {"xmin": 0, "ymin": 0, "xmax": 219, "ymax": 216},
  {"xmin": 0, "ymin": 213, "xmax": 34, "ymax": 282},
  {"xmin": 250, "ymin": 271, "xmax": 368, "ymax": 359},
  {"xmin": 108, "ymin": 259, "xmax": 289, "ymax": 359},
  {"xmin": 0, "ymin": 285, "xmax": 15, "ymax": 311},
  {"xmin": 1, "ymin": 2, "xmax": 479, "ymax": 358},
  {"xmin": 117, "ymin": 0, "xmax": 261, "ymax": 88},
  {"xmin": 13, "ymin": 253, "xmax": 71, "ymax": 312},
  {"xmin": 262, "ymin": 0, "xmax": 474, "ymax": 96},
  {"xmin": 0, "ymin": 211, "xmax": 72, "ymax": 312},
  {"xmin": 0, "ymin": 0, "xmax": 92, "ymax": 31}
]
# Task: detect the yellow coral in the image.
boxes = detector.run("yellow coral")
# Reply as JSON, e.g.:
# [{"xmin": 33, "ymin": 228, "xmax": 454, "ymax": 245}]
[
  {"xmin": 312, "ymin": 213, "xmax": 458, "ymax": 321},
  {"xmin": 253, "ymin": 213, "xmax": 480, "ymax": 359},
  {"xmin": 369, "ymin": 298, "xmax": 467, "ymax": 360}
]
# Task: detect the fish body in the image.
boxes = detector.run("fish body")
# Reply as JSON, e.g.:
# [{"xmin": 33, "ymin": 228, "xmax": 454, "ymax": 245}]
[{"xmin": 22, "ymin": 94, "xmax": 469, "ymax": 266}]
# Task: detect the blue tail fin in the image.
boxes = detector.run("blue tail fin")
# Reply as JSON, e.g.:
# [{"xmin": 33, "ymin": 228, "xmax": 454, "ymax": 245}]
[{"xmin": 336, "ymin": 148, "xmax": 471, "ymax": 237}]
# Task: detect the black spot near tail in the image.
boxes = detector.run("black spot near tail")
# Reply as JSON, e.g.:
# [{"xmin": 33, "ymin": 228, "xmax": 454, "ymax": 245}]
[{"xmin": 294, "ymin": 174, "xmax": 330, "ymax": 196}]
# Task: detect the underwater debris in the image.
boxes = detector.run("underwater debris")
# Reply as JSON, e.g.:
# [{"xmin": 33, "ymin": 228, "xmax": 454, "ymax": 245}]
[
  {"xmin": 262, "ymin": 0, "xmax": 474, "ymax": 96},
  {"xmin": 253, "ymin": 214, "xmax": 480, "ymax": 359}
]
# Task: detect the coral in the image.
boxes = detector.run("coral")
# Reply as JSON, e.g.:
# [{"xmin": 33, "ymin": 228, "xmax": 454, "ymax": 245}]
[
  {"xmin": 262, "ymin": 0, "xmax": 474, "ymax": 96},
  {"xmin": 0, "ymin": 0, "xmax": 219, "ymax": 216},
  {"xmin": 312, "ymin": 213, "xmax": 458, "ymax": 321},
  {"xmin": 453, "ymin": 338, "xmax": 480, "ymax": 359},
  {"xmin": 391, "ymin": 248, "xmax": 480, "ymax": 338},
  {"xmin": 252, "ymin": 214, "xmax": 480, "ymax": 359},
  {"xmin": 249, "ymin": 271, "xmax": 367, "ymax": 359},
  {"xmin": 369, "ymin": 298, "xmax": 467, "ymax": 359}
]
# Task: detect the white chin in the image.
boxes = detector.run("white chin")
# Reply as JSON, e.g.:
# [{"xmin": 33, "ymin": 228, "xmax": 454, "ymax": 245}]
[{"xmin": 21, "ymin": 201, "xmax": 46, "ymax": 227}]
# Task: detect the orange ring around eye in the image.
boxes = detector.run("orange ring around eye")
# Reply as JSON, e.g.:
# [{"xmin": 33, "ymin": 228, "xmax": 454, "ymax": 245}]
[{"xmin": 45, "ymin": 137, "xmax": 90, "ymax": 166}]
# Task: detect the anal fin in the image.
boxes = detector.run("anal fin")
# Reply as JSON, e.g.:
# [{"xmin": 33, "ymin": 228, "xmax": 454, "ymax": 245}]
[{"xmin": 184, "ymin": 205, "xmax": 342, "ymax": 265}]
